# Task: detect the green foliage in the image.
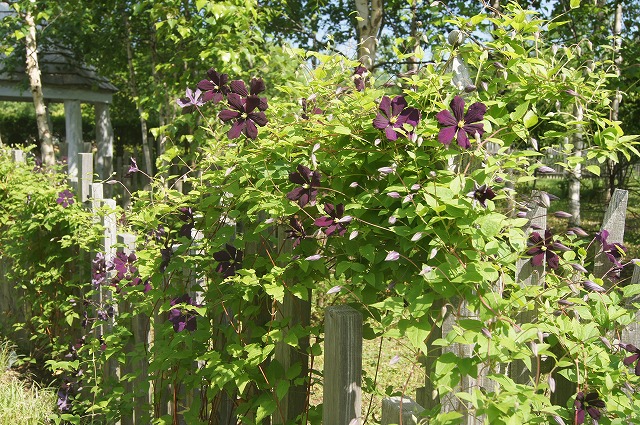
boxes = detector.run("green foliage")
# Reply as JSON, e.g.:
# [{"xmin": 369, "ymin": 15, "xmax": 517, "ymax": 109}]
[{"xmin": 3, "ymin": 3, "xmax": 640, "ymax": 425}]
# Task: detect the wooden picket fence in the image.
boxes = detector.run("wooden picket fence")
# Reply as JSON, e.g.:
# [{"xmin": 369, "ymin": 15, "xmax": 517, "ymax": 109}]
[{"xmin": 1, "ymin": 149, "xmax": 639, "ymax": 425}]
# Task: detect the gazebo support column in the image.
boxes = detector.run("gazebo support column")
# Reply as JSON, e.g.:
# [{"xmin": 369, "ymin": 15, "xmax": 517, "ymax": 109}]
[
  {"xmin": 65, "ymin": 99, "xmax": 82, "ymax": 180},
  {"xmin": 95, "ymin": 102, "xmax": 114, "ymax": 181}
]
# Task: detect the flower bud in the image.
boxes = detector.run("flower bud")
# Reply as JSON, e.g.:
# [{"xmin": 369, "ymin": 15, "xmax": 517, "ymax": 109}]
[{"xmin": 448, "ymin": 30, "xmax": 466, "ymax": 47}]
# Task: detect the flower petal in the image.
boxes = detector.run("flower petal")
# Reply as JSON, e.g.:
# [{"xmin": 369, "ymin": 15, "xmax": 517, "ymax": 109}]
[
  {"xmin": 464, "ymin": 102, "xmax": 487, "ymax": 123},
  {"xmin": 219, "ymin": 109, "xmax": 240, "ymax": 122},
  {"xmin": 450, "ymin": 96, "xmax": 465, "ymax": 121},
  {"xmin": 457, "ymin": 129, "xmax": 471, "ymax": 149},
  {"xmin": 390, "ymin": 95, "xmax": 408, "ymax": 117},
  {"xmin": 436, "ymin": 109, "xmax": 457, "ymax": 127},
  {"xmin": 228, "ymin": 120, "xmax": 244, "ymax": 139},
  {"xmin": 230, "ymin": 80, "xmax": 248, "ymax": 96},
  {"xmin": 438, "ymin": 126, "xmax": 457, "ymax": 145},
  {"xmin": 373, "ymin": 114, "xmax": 390, "ymax": 130},
  {"xmin": 378, "ymin": 96, "xmax": 392, "ymax": 118}
]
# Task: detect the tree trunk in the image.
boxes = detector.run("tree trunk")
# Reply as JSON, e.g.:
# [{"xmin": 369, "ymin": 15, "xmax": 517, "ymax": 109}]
[
  {"xmin": 354, "ymin": 0, "xmax": 383, "ymax": 69},
  {"xmin": 25, "ymin": 11, "xmax": 55, "ymax": 167},
  {"xmin": 607, "ymin": 2, "xmax": 623, "ymax": 200},
  {"xmin": 568, "ymin": 104, "xmax": 583, "ymax": 227},
  {"xmin": 122, "ymin": 11, "xmax": 154, "ymax": 177}
]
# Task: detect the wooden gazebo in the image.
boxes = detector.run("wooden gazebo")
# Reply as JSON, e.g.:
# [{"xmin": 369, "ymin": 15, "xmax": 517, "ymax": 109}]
[{"xmin": 0, "ymin": 3, "xmax": 118, "ymax": 181}]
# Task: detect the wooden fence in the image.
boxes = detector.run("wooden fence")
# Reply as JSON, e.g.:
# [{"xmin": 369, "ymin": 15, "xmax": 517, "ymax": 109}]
[{"xmin": 1, "ymin": 149, "xmax": 639, "ymax": 425}]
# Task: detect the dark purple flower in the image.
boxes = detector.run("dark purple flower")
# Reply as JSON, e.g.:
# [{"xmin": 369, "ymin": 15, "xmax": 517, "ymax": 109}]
[
  {"xmin": 286, "ymin": 164, "xmax": 321, "ymax": 207},
  {"xmin": 176, "ymin": 87, "xmax": 205, "ymax": 113},
  {"xmin": 436, "ymin": 96, "xmax": 486, "ymax": 149},
  {"xmin": 160, "ymin": 247, "xmax": 173, "ymax": 273},
  {"xmin": 372, "ymin": 95, "xmax": 421, "ymax": 141},
  {"xmin": 314, "ymin": 203, "xmax": 351, "ymax": 237},
  {"xmin": 219, "ymin": 93, "xmax": 268, "ymax": 140},
  {"xmin": 213, "ymin": 244, "xmax": 243, "ymax": 278},
  {"xmin": 620, "ymin": 343, "xmax": 640, "ymax": 376},
  {"xmin": 353, "ymin": 64, "xmax": 369, "ymax": 92},
  {"xmin": 596, "ymin": 230, "xmax": 627, "ymax": 268},
  {"xmin": 574, "ymin": 391, "xmax": 605, "ymax": 424},
  {"xmin": 178, "ymin": 207, "xmax": 195, "ymax": 239},
  {"xmin": 125, "ymin": 157, "xmax": 139, "ymax": 177},
  {"xmin": 91, "ymin": 252, "xmax": 107, "ymax": 288},
  {"xmin": 56, "ymin": 189, "xmax": 75, "ymax": 208},
  {"xmin": 197, "ymin": 68, "xmax": 230, "ymax": 104},
  {"xmin": 301, "ymin": 97, "xmax": 323, "ymax": 119},
  {"xmin": 168, "ymin": 294, "xmax": 198, "ymax": 332},
  {"xmin": 57, "ymin": 383, "xmax": 72, "ymax": 412},
  {"xmin": 604, "ymin": 242, "xmax": 627, "ymax": 268},
  {"xmin": 526, "ymin": 230, "xmax": 560, "ymax": 270},
  {"xmin": 285, "ymin": 216, "xmax": 306, "ymax": 248},
  {"xmin": 467, "ymin": 183, "xmax": 496, "ymax": 207},
  {"xmin": 230, "ymin": 78, "xmax": 268, "ymax": 110}
]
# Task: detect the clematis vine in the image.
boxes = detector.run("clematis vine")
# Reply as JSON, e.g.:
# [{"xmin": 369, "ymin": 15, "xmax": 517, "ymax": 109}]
[
  {"xmin": 467, "ymin": 183, "xmax": 496, "ymax": 208},
  {"xmin": 176, "ymin": 87, "xmax": 205, "ymax": 113},
  {"xmin": 314, "ymin": 203, "xmax": 351, "ymax": 237},
  {"xmin": 197, "ymin": 68, "xmax": 229, "ymax": 104},
  {"xmin": 526, "ymin": 230, "xmax": 570, "ymax": 270},
  {"xmin": 353, "ymin": 64, "xmax": 369, "ymax": 91},
  {"xmin": 373, "ymin": 95, "xmax": 421, "ymax": 141},
  {"xmin": 574, "ymin": 391, "xmax": 605, "ymax": 424},
  {"xmin": 56, "ymin": 189, "xmax": 75, "ymax": 208},
  {"xmin": 620, "ymin": 343, "xmax": 640, "ymax": 376},
  {"xmin": 285, "ymin": 216, "xmax": 306, "ymax": 248},
  {"xmin": 230, "ymin": 77, "xmax": 268, "ymax": 111},
  {"xmin": 219, "ymin": 93, "xmax": 268, "ymax": 140},
  {"xmin": 168, "ymin": 294, "xmax": 198, "ymax": 332},
  {"xmin": 436, "ymin": 95, "xmax": 486, "ymax": 149},
  {"xmin": 213, "ymin": 244, "xmax": 243, "ymax": 278},
  {"xmin": 286, "ymin": 164, "xmax": 321, "ymax": 207}
]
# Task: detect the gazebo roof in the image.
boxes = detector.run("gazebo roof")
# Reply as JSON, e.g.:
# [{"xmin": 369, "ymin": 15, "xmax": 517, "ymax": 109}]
[{"xmin": 0, "ymin": 3, "xmax": 118, "ymax": 104}]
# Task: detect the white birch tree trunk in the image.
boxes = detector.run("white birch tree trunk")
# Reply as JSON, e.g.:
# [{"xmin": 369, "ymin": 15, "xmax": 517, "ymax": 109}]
[
  {"xmin": 354, "ymin": 0, "xmax": 383, "ymax": 69},
  {"xmin": 25, "ymin": 11, "xmax": 55, "ymax": 167},
  {"xmin": 568, "ymin": 104, "xmax": 583, "ymax": 227}
]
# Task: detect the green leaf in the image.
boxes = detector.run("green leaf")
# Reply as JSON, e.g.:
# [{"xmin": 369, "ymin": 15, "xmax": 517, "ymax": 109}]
[
  {"xmin": 570, "ymin": 0, "xmax": 580, "ymax": 8},
  {"xmin": 523, "ymin": 110, "xmax": 538, "ymax": 128},
  {"xmin": 332, "ymin": 125, "xmax": 351, "ymax": 135},
  {"xmin": 510, "ymin": 101, "xmax": 529, "ymax": 121},
  {"xmin": 586, "ymin": 165, "xmax": 601, "ymax": 176}
]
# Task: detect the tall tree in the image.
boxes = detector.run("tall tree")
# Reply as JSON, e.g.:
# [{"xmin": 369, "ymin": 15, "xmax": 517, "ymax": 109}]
[
  {"xmin": 354, "ymin": 0, "xmax": 383, "ymax": 68},
  {"xmin": 24, "ymin": 8, "xmax": 55, "ymax": 167}
]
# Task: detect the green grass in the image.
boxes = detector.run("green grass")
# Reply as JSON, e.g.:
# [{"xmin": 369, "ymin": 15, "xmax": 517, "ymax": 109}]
[{"xmin": 0, "ymin": 340, "xmax": 56, "ymax": 425}]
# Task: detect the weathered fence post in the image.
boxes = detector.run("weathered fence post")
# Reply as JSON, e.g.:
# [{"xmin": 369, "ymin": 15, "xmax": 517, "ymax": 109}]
[
  {"xmin": 621, "ymin": 265, "xmax": 640, "ymax": 348},
  {"xmin": 553, "ymin": 189, "xmax": 627, "ymax": 407},
  {"xmin": 593, "ymin": 188, "xmax": 628, "ymax": 278},
  {"xmin": 511, "ymin": 191, "xmax": 547, "ymax": 385},
  {"xmin": 381, "ymin": 396, "xmax": 424, "ymax": 425},
  {"xmin": 323, "ymin": 305, "xmax": 362, "ymax": 425},
  {"xmin": 78, "ymin": 152, "xmax": 94, "ymax": 204},
  {"xmin": 273, "ymin": 225, "xmax": 311, "ymax": 425}
]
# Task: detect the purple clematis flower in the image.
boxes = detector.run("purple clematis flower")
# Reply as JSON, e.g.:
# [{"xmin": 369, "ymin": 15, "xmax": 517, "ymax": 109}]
[
  {"xmin": 574, "ymin": 391, "xmax": 605, "ymax": 425},
  {"xmin": 436, "ymin": 95, "xmax": 486, "ymax": 149},
  {"xmin": 230, "ymin": 78, "xmax": 268, "ymax": 111},
  {"xmin": 620, "ymin": 343, "xmax": 640, "ymax": 376},
  {"xmin": 213, "ymin": 244, "xmax": 243, "ymax": 278},
  {"xmin": 56, "ymin": 189, "xmax": 75, "ymax": 207},
  {"xmin": 176, "ymin": 87, "xmax": 205, "ymax": 113},
  {"xmin": 178, "ymin": 207, "xmax": 195, "ymax": 239},
  {"xmin": 285, "ymin": 216, "xmax": 306, "ymax": 248},
  {"xmin": 314, "ymin": 203, "xmax": 351, "ymax": 237},
  {"xmin": 526, "ymin": 230, "xmax": 564, "ymax": 270},
  {"xmin": 353, "ymin": 64, "xmax": 369, "ymax": 92},
  {"xmin": 91, "ymin": 252, "xmax": 107, "ymax": 288},
  {"xmin": 125, "ymin": 157, "xmax": 139, "ymax": 177},
  {"xmin": 467, "ymin": 183, "xmax": 496, "ymax": 208},
  {"xmin": 219, "ymin": 93, "xmax": 268, "ymax": 140},
  {"xmin": 373, "ymin": 95, "xmax": 421, "ymax": 141},
  {"xmin": 168, "ymin": 294, "xmax": 198, "ymax": 332},
  {"xmin": 596, "ymin": 230, "xmax": 627, "ymax": 268},
  {"xmin": 197, "ymin": 68, "xmax": 230, "ymax": 104},
  {"xmin": 286, "ymin": 164, "xmax": 321, "ymax": 207}
]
